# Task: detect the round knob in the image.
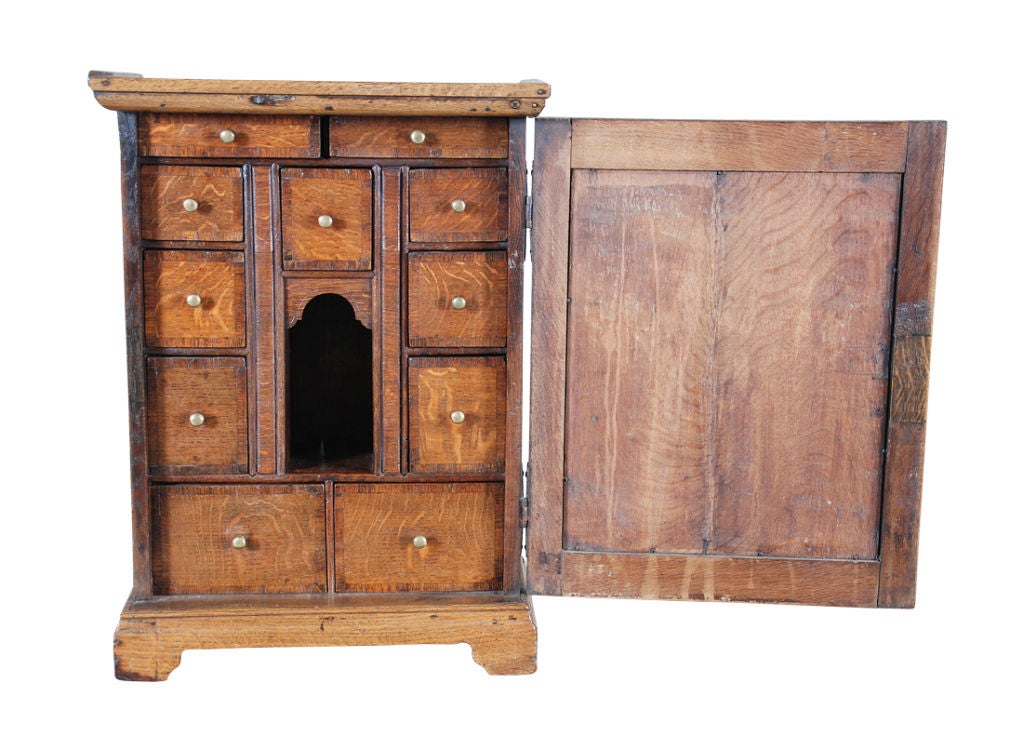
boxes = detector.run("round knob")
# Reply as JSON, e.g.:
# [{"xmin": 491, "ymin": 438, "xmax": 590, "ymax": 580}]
[
  {"xmin": 231, "ymin": 535, "xmax": 248, "ymax": 549},
  {"xmin": 185, "ymin": 293, "xmax": 202, "ymax": 308},
  {"xmin": 450, "ymin": 296, "xmax": 467, "ymax": 310},
  {"xmin": 410, "ymin": 129, "xmax": 426, "ymax": 144},
  {"xmin": 188, "ymin": 412, "xmax": 205, "ymax": 426},
  {"xmin": 451, "ymin": 199, "xmax": 466, "ymax": 213},
  {"xmin": 412, "ymin": 535, "xmax": 428, "ymax": 549},
  {"xmin": 182, "ymin": 198, "xmax": 199, "ymax": 213},
  {"xmin": 219, "ymin": 129, "xmax": 237, "ymax": 143},
  {"xmin": 318, "ymin": 214, "xmax": 334, "ymax": 228},
  {"xmin": 450, "ymin": 410, "xmax": 466, "ymax": 424}
]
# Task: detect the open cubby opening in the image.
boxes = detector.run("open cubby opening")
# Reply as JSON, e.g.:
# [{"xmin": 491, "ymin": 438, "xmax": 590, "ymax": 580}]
[{"xmin": 287, "ymin": 293, "xmax": 373, "ymax": 472}]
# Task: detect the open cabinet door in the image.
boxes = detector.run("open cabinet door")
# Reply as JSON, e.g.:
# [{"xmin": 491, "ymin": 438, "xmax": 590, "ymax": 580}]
[{"xmin": 527, "ymin": 118, "xmax": 944, "ymax": 607}]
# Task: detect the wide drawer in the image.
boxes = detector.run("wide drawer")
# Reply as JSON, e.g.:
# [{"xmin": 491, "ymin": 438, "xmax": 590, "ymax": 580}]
[
  {"xmin": 408, "ymin": 357, "xmax": 506, "ymax": 473},
  {"xmin": 139, "ymin": 113, "xmax": 320, "ymax": 158},
  {"xmin": 329, "ymin": 116, "xmax": 508, "ymax": 158},
  {"xmin": 143, "ymin": 250, "xmax": 246, "ymax": 348},
  {"xmin": 281, "ymin": 168, "xmax": 373, "ymax": 270},
  {"xmin": 147, "ymin": 356, "xmax": 248, "ymax": 474},
  {"xmin": 408, "ymin": 168, "xmax": 508, "ymax": 243},
  {"xmin": 407, "ymin": 251, "xmax": 507, "ymax": 347},
  {"xmin": 335, "ymin": 484, "xmax": 502, "ymax": 592},
  {"xmin": 140, "ymin": 165, "xmax": 244, "ymax": 242},
  {"xmin": 152, "ymin": 484, "xmax": 326, "ymax": 595}
]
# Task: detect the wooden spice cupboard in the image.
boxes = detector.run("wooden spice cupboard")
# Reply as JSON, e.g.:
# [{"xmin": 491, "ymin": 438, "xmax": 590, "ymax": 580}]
[{"xmin": 89, "ymin": 72, "xmax": 945, "ymax": 680}]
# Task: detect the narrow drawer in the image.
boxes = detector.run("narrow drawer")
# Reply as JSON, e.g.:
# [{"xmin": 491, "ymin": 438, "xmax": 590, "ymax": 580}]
[
  {"xmin": 153, "ymin": 484, "xmax": 326, "ymax": 595},
  {"xmin": 143, "ymin": 250, "xmax": 246, "ymax": 348},
  {"xmin": 147, "ymin": 356, "xmax": 248, "ymax": 475},
  {"xmin": 408, "ymin": 251, "xmax": 507, "ymax": 347},
  {"xmin": 139, "ymin": 113, "xmax": 320, "ymax": 158},
  {"xmin": 330, "ymin": 116, "xmax": 508, "ymax": 159},
  {"xmin": 140, "ymin": 165, "xmax": 244, "ymax": 242},
  {"xmin": 281, "ymin": 168, "xmax": 373, "ymax": 270},
  {"xmin": 335, "ymin": 484, "xmax": 502, "ymax": 592},
  {"xmin": 409, "ymin": 357, "xmax": 506, "ymax": 473},
  {"xmin": 409, "ymin": 168, "xmax": 508, "ymax": 243}
]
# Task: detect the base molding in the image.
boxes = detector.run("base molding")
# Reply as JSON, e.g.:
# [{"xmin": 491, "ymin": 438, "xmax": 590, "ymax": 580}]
[{"xmin": 114, "ymin": 592, "xmax": 537, "ymax": 680}]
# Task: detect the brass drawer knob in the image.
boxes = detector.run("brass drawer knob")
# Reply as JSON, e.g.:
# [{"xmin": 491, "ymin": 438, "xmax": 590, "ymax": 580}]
[
  {"xmin": 450, "ymin": 410, "xmax": 466, "ymax": 424},
  {"xmin": 185, "ymin": 293, "xmax": 202, "ymax": 308},
  {"xmin": 318, "ymin": 214, "xmax": 334, "ymax": 228},
  {"xmin": 451, "ymin": 296, "xmax": 467, "ymax": 310},
  {"xmin": 450, "ymin": 199, "xmax": 466, "ymax": 213},
  {"xmin": 412, "ymin": 535, "xmax": 428, "ymax": 549},
  {"xmin": 188, "ymin": 411, "xmax": 206, "ymax": 426},
  {"xmin": 410, "ymin": 129, "xmax": 426, "ymax": 144},
  {"xmin": 219, "ymin": 129, "xmax": 237, "ymax": 143},
  {"xmin": 182, "ymin": 198, "xmax": 199, "ymax": 213},
  {"xmin": 231, "ymin": 534, "xmax": 248, "ymax": 549}
]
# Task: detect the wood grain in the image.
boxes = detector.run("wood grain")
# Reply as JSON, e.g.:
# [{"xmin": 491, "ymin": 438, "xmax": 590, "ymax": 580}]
[
  {"xmin": 407, "ymin": 251, "xmax": 508, "ymax": 347},
  {"xmin": 409, "ymin": 357, "xmax": 506, "ymax": 473},
  {"xmin": 139, "ymin": 113, "xmax": 320, "ymax": 158},
  {"xmin": 146, "ymin": 357, "xmax": 248, "ymax": 475},
  {"xmin": 331, "ymin": 117, "xmax": 508, "ymax": 158},
  {"xmin": 143, "ymin": 250, "xmax": 246, "ymax": 348},
  {"xmin": 571, "ymin": 120, "xmax": 909, "ymax": 172},
  {"xmin": 252, "ymin": 166, "xmax": 276, "ymax": 474},
  {"xmin": 281, "ymin": 168, "xmax": 373, "ymax": 270},
  {"xmin": 140, "ymin": 165, "xmax": 244, "ymax": 242},
  {"xmin": 113, "ymin": 593, "xmax": 537, "ymax": 680},
  {"xmin": 152, "ymin": 484, "xmax": 326, "ymax": 595},
  {"xmin": 284, "ymin": 278, "xmax": 373, "ymax": 330},
  {"xmin": 380, "ymin": 169, "xmax": 401, "ymax": 474},
  {"xmin": 561, "ymin": 552, "xmax": 879, "ymax": 606},
  {"xmin": 409, "ymin": 168, "xmax": 508, "ymax": 242},
  {"xmin": 336, "ymin": 484, "xmax": 502, "ymax": 592}
]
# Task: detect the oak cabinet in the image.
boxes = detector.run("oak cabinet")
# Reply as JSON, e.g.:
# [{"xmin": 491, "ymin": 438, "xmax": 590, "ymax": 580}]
[{"xmin": 90, "ymin": 72, "xmax": 944, "ymax": 680}]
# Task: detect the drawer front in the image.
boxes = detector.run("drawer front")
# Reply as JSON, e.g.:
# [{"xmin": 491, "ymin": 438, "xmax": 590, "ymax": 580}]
[
  {"xmin": 139, "ymin": 113, "xmax": 320, "ymax": 158},
  {"xmin": 140, "ymin": 165, "xmax": 244, "ymax": 242},
  {"xmin": 409, "ymin": 357, "xmax": 506, "ymax": 473},
  {"xmin": 409, "ymin": 168, "xmax": 508, "ymax": 243},
  {"xmin": 143, "ymin": 250, "xmax": 246, "ymax": 348},
  {"xmin": 153, "ymin": 484, "xmax": 326, "ymax": 595},
  {"xmin": 408, "ymin": 251, "xmax": 507, "ymax": 347},
  {"xmin": 330, "ymin": 116, "xmax": 508, "ymax": 159},
  {"xmin": 281, "ymin": 168, "xmax": 373, "ymax": 270},
  {"xmin": 336, "ymin": 484, "xmax": 502, "ymax": 592},
  {"xmin": 147, "ymin": 357, "xmax": 248, "ymax": 474}
]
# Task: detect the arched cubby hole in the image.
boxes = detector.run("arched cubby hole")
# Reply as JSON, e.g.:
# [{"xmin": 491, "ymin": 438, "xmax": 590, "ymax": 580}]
[{"xmin": 287, "ymin": 293, "xmax": 373, "ymax": 472}]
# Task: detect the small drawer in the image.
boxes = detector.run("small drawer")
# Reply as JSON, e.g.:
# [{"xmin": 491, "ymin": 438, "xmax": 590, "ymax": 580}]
[
  {"xmin": 147, "ymin": 356, "xmax": 248, "ymax": 475},
  {"xmin": 139, "ymin": 113, "xmax": 320, "ymax": 158},
  {"xmin": 335, "ymin": 484, "xmax": 502, "ymax": 592},
  {"xmin": 408, "ymin": 251, "xmax": 507, "ymax": 347},
  {"xmin": 409, "ymin": 168, "xmax": 508, "ymax": 243},
  {"xmin": 153, "ymin": 484, "xmax": 326, "ymax": 595},
  {"xmin": 140, "ymin": 165, "xmax": 244, "ymax": 242},
  {"xmin": 330, "ymin": 116, "xmax": 508, "ymax": 159},
  {"xmin": 143, "ymin": 250, "xmax": 246, "ymax": 348},
  {"xmin": 281, "ymin": 168, "xmax": 373, "ymax": 270},
  {"xmin": 409, "ymin": 357, "xmax": 506, "ymax": 473}
]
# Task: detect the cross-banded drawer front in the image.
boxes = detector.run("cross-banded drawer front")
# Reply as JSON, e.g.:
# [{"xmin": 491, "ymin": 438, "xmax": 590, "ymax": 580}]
[
  {"xmin": 335, "ymin": 484, "xmax": 502, "ymax": 592},
  {"xmin": 140, "ymin": 165, "xmax": 244, "ymax": 242},
  {"xmin": 281, "ymin": 168, "xmax": 374, "ymax": 270},
  {"xmin": 409, "ymin": 168, "xmax": 508, "ymax": 243},
  {"xmin": 139, "ymin": 113, "xmax": 320, "ymax": 158},
  {"xmin": 146, "ymin": 356, "xmax": 248, "ymax": 475},
  {"xmin": 152, "ymin": 484, "xmax": 326, "ymax": 595},
  {"xmin": 330, "ymin": 116, "xmax": 508, "ymax": 158},
  {"xmin": 409, "ymin": 357, "xmax": 506, "ymax": 473},
  {"xmin": 143, "ymin": 250, "xmax": 246, "ymax": 348},
  {"xmin": 408, "ymin": 251, "xmax": 507, "ymax": 347}
]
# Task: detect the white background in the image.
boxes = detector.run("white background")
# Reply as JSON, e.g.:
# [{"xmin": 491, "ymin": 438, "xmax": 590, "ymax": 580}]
[{"xmin": 3, "ymin": 1, "xmax": 1019, "ymax": 733}]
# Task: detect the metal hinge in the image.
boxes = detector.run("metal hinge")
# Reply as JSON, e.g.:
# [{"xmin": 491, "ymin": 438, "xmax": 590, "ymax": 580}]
[
  {"xmin": 525, "ymin": 194, "xmax": 533, "ymax": 230},
  {"xmin": 520, "ymin": 465, "xmax": 530, "ymax": 529}
]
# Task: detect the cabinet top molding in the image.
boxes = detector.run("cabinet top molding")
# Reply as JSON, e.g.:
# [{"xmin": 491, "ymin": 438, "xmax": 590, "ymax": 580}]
[{"xmin": 88, "ymin": 72, "xmax": 550, "ymax": 117}]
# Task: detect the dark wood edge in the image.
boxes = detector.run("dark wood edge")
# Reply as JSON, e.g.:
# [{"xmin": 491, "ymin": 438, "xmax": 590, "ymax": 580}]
[
  {"xmin": 878, "ymin": 121, "xmax": 946, "ymax": 608},
  {"xmin": 525, "ymin": 118, "xmax": 572, "ymax": 596}
]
